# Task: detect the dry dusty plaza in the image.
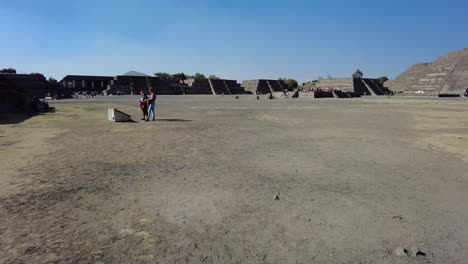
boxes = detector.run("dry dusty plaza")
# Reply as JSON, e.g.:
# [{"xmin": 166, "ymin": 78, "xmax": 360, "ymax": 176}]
[
  {"xmin": 1, "ymin": 1, "xmax": 468, "ymax": 262},
  {"xmin": 1, "ymin": 95, "xmax": 468, "ymax": 263}
]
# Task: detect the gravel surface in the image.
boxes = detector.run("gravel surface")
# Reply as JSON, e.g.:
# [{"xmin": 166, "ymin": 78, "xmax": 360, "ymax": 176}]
[{"xmin": 1, "ymin": 96, "xmax": 468, "ymax": 263}]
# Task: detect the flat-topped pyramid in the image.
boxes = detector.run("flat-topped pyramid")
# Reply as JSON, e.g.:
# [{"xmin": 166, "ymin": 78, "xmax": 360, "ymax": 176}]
[
  {"xmin": 122, "ymin": 71, "xmax": 150, "ymax": 77},
  {"xmin": 385, "ymin": 48, "xmax": 468, "ymax": 96}
]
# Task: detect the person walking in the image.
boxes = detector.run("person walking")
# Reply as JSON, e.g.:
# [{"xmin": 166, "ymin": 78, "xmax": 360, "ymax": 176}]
[
  {"xmin": 139, "ymin": 90, "xmax": 148, "ymax": 120},
  {"xmin": 146, "ymin": 87, "xmax": 157, "ymax": 122}
]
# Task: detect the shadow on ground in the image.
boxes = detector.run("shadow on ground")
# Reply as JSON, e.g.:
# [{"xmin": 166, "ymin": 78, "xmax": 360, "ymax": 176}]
[
  {"xmin": 157, "ymin": 119, "xmax": 192, "ymax": 122},
  {"xmin": 0, "ymin": 108, "xmax": 55, "ymax": 125}
]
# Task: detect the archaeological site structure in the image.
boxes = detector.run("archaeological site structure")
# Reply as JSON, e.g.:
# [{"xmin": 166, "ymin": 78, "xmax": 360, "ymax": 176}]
[{"xmin": 385, "ymin": 48, "xmax": 468, "ymax": 96}]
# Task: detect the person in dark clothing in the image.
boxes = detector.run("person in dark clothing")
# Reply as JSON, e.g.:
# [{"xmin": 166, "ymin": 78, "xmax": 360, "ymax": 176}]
[{"xmin": 139, "ymin": 90, "xmax": 148, "ymax": 120}]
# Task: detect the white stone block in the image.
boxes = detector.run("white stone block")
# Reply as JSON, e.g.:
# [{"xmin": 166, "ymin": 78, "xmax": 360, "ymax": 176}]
[{"xmin": 107, "ymin": 108, "xmax": 131, "ymax": 122}]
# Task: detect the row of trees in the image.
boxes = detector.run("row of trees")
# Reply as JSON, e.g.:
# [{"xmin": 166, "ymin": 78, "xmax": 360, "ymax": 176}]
[
  {"xmin": 0, "ymin": 68, "xmax": 17, "ymax": 73},
  {"xmin": 154, "ymin": 72, "xmax": 220, "ymax": 81}
]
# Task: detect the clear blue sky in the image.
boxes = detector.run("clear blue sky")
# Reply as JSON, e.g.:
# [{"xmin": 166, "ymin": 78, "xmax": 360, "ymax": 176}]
[{"xmin": 1, "ymin": 0, "xmax": 467, "ymax": 83}]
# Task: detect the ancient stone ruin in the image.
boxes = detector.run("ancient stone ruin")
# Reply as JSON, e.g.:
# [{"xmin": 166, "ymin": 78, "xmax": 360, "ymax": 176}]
[
  {"xmin": 314, "ymin": 78, "xmax": 390, "ymax": 98},
  {"xmin": 0, "ymin": 73, "xmax": 50, "ymax": 113},
  {"xmin": 385, "ymin": 47, "xmax": 468, "ymax": 96},
  {"xmin": 60, "ymin": 72, "xmax": 185, "ymax": 95},
  {"xmin": 107, "ymin": 74, "xmax": 170, "ymax": 95},
  {"xmin": 60, "ymin": 75, "xmax": 114, "ymax": 92},
  {"xmin": 242, "ymin": 79, "xmax": 289, "ymax": 95},
  {"xmin": 183, "ymin": 79, "xmax": 248, "ymax": 95}
]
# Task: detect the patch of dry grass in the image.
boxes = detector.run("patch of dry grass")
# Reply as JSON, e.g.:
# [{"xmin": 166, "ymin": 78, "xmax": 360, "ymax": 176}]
[{"xmin": 402, "ymin": 105, "xmax": 468, "ymax": 163}]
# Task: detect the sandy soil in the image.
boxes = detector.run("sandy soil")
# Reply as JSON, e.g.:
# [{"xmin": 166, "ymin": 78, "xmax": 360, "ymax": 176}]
[{"xmin": 1, "ymin": 96, "xmax": 468, "ymax": 264}]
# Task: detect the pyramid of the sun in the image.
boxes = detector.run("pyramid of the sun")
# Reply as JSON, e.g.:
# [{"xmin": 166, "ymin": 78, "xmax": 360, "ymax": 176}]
[{"xmin": 385, "ymin": 48, "xmax": 468, "ymax": 96}]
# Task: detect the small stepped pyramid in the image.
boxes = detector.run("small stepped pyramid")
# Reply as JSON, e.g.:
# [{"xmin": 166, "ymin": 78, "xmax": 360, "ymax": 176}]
[
  {"xmin": 242, "ymin": 80, "xmax": 292, "ymax": 95},
  {"xmin": 209, "ymin": 79, "xmax": 230, "ymax": 95},
  {"xmin": 184, "ymin": 79, "xmax": 246, "ymax": 95}
]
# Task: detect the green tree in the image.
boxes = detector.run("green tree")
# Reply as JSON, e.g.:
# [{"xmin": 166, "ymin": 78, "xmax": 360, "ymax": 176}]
[
  {"xmin": 208, "ymin": 74, "xmax": 220, "ymax": 79},
  {"xmin": 285, "ymin": 79, "xmax": 298, "ymax": 89},
  {"xmin": 48, "ymin": 77, "xmax": 58, "ymax": 84},
  {"xmin": 352, "ymin": 69, "xmax": 364, "ymax": 78},
  {"xmin": 377, "ymin": 76, "xmax": 389, "ymax": 84},
  {"xmin": 193, "ymin": 73, "xmax": 206, "ymax": 79},
  {"xmin": 30, "ymin": 73, "xmax": 46, "ymax": 80},
  {"xmin": 0, "ymin": 68, "xmax": 16, "ymax": 73},
  {"xmin": 278, "ymin": 78, "xmax": 298, "ymax": 90},
  {"xmin": 154, "ymin": 72, "xmax": 171, "ymax": 80},
  {"xmin": 171, "ymin": 72, "xmax": 187, "ymax": 81}
]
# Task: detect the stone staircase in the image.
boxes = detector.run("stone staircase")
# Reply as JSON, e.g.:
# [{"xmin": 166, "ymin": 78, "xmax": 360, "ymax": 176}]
[
  {"xmin": 368, "ymin": 79, "xmax": 385, "ymax": 95},
  {"xmin": 352, "ymin": 78, "xmax": 372, "ymax": 95},
  {"xmin": 242, "ymin": 80, "xmax": 284, "ymax": 95},
  {"xmin": 183, "ymin": 79, "xmax": 213, "ymax": 94},
  {"xmin": 360, "ymin": 79, "xmax": 377, "ymax": 96},
  {"xmin": 223, "ymin": 80, "xmax": 248, "ymax": 94},
  {"xmin": 223, "ymin": 80, "xmax": 232, "ymax": 95},
  {"xmin": 266, "ymin": 80, "xmax": 275, "ymax": 94},
  {"xmin": 207, "ymin": 79, "xmax": 217, "ymax": 95},
  {"xmin": 439, "ymin": 56, "xmax": 468, "ymax": 95},
  {"xmin": 184, "ymin": 79, "xmax": 246, "ymax": 95}
]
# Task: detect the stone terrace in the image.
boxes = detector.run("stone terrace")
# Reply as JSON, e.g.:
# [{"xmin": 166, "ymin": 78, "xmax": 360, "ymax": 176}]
[
  {"xmin": 242, "ymin": 80, "xmax": 287, "ymax": 95},
  {"xmin": 386, "ymin": 47, "xmax": 468, "ymax": 96}
]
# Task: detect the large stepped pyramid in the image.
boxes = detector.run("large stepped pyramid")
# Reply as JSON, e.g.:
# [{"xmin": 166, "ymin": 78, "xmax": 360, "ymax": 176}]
[{"xmin": 385, "ymin": 48, "xmax": 468, "ymax": 96}]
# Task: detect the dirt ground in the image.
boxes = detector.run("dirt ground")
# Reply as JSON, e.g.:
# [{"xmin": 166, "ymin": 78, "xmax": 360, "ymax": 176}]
[{"xmin": 1, "ymin": 96, "xmax": 468, "ymax": 264}]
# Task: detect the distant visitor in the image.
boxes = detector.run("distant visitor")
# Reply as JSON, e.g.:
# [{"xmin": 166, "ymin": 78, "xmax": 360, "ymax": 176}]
[{"xmin": 146, "ymin": 87, "xmax": 157, "ymax": 122}]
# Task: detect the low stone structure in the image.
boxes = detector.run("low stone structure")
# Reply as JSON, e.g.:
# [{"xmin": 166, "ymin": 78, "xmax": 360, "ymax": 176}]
[
  {"xmin": 182, "ymin": 79, "xmax": 214, "ymax": 94},
  {"xmin": 0, "ymin": 73, "xmax": 50, "ymax": 113},
  {"xmin": 315, "ymin": 78, "xmax": 389, "ymax": 96},
  {"xmin": 107, "ymin": 74, "xmax": 164, "ymax": 95},
  {"xmin": 61, "ymin": 72, "xmax": 183, "ymax": 95},
  {"xmin": 385, "ymin": 47, "xmax": 468, "ymax": 96},
  {"xmin": 242, "ymin": 79, "xmax": 289, "ymax": 94},
  {"xmin": 60, "ymin": 75, "xmax": 114, "ymax": 92},
  {"xmin": 183, "ymin": 79, "xmax": 247, "ymax": 95}
]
